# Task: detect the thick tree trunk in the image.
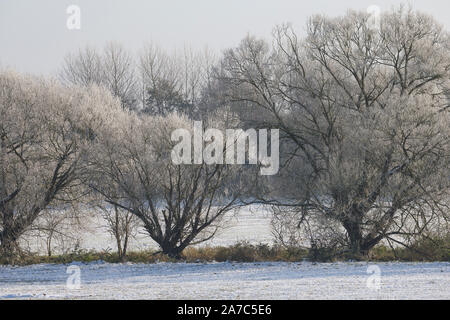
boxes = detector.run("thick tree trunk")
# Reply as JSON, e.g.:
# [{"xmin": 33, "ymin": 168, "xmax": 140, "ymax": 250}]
[
  {"xmin": 160, "ymin": 242, "xmax": 186, "ymax": 259},
  {"xmin": 343, "ymin": 218, "xmax": 365, "ymax": 258},
  {"xmin": 0, "ymin": 231, "xmax": 20, "ymax": 264},
  {"xmin": 343, "ymin": 218, "xmax": 384, "ymax": 258}
]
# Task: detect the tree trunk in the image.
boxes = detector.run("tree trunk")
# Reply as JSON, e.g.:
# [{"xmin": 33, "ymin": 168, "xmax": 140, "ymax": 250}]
[
  {"xmin": 47, "ymin": 231, "xmax": 54, "ymax": 257},
  {"xmin": 343, "ymin": 218, "xmax": 365, "ymax": 258},
  {"xmin": 160, "ymin": 242, "xmax": 185, "ymax": 259},
  {"xmin": 116, "ymin": 237, "xmax": 123, "ymax": 260},
  {"xmin": 343, "ymin": 219, "xmax": 384, "ymax": 258},
  {"xmin": 0, "ymin": 231, "xmax": 20, "ymax": 264},
  {"xmin": 121, "ymin": 233, "xmax": 129, "ymax": 262}
]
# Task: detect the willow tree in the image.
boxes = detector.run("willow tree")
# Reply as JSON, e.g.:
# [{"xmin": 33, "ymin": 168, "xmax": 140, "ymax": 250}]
[
  {"xmin": 220, "ymin": 7, "xmax": 450, "ymax": 256},
  {"xmin": 0, "ymin": 71, "xmax": 121, "ymax": 263},
  {"xmin": 89, "ymin": 112, "xmax": 252, "ymax": 258}
]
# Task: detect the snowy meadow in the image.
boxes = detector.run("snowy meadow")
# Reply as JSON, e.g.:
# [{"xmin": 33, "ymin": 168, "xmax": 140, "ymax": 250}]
[{"xmin": 1, "ymin": 261, "xmax": 448, "ymax": 299}]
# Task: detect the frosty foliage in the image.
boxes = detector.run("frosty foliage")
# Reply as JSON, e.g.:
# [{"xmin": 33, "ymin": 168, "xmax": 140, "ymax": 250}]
[
  {"xmin": 0, "ymin": 70, "xmax": 122, "ymax": 260},
  {"xmin": 220, "ymin": 7, "xmax": 450, "ymax": 255},
  {"xmin": 1, "ymin": 6, "xmax": 449, "ymax": 261},
  {"xmin": 89, "ymin": 111, "xmax": 252, "ymax": 257}
]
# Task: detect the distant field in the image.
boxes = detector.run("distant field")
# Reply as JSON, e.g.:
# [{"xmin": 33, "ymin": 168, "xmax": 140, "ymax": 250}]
[{"xmin": 21, "ymin": 205, "xmax": 274, "ymax": 255}]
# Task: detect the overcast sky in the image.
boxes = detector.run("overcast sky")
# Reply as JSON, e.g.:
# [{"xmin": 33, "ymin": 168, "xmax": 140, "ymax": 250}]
[{"xmin": 1, "ymin": 0, "xmax": 449, "ymax": 75}]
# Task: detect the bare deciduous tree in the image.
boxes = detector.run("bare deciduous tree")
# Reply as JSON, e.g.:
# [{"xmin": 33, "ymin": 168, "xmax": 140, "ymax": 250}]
[
  {"xmin": 0, "ymin": 70, "xmax": 121, "ymax": 263},
  {"xmin": 89, "ymin": 112, "xmax": 249, "ymax": 258},
  {"xmin": 60, "ymin": 46, "xmax": 104, "ymax": 87},
  {"xmin": 60, "ymin": 43, "xmax": 137, "ymax": 111},
  {"xmin": 138, "ymin": 44, "xmax": 216, "ymax": 117},
  {"xmin": 25, "ymin": 207, "xmax": 88, "ymax": 257},
  {"xmin": 96, "ymin": 201, "xmax": 139, "ymax": 261},
  {"xmin": 102, "ymin": 42, "xmax": 137, "ymax": 110},
  {"xmin": 220, "ymin": 7, "xmax": 450, "ymax": 257}
]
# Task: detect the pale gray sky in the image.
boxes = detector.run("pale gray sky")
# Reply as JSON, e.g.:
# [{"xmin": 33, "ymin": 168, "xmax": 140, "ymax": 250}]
[{"xmin": 1, "ymin": 0, "xmax": 449, "ymax": 75}]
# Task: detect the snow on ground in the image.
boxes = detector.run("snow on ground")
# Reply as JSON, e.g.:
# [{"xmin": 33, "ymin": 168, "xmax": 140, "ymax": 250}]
[
  {"xmin": 7, "ymin": 205, "xmax": 449, "ymax": 299},
  {"xmin": 0, "ymin": 261, "xmax": 448, "ymax": 299},
  {"xmin": 23, "ymin": 205, "xmax": 274, "ymax": 254}
]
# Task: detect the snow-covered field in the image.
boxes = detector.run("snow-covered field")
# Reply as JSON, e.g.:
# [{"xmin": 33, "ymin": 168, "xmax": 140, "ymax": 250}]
[
  {"xmin": 0, "ymin": 261, "xmax": 448, "ymax": 299},
  {"xmin": 6, "ymin": 205, "xmax": 449, "ymax": 300},
  {"xmin": 22, "ymin": 205, "xmax": 275, "ymax": 254}
]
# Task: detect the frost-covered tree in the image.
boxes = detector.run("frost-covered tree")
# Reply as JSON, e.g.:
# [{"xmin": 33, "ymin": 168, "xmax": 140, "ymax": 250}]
[
  {"xmin": 0, "ymin": 70, "xmax": 121, "ymax": 262},
  {"xmin": 102, "ymin": 42, "xmax": 138, "ymax": 110},
  {"xmin": 138, "ymin": 44, "xmax": 216, "ymax": 117},
  {"xmin": 60, "ymin": 46, "xmax": 104, "ymax": 87},
  {"xmin": 220, "ymin": 7, "xmax": 450, "ymax": 256},
  {"xmin": 24, "ymin": 207, "xmax": 88, "ymax": 257},
  {"xmin": 60, "ymin": 43, "xmax": 137, "ymax": 111},
  {"xmin": 89, "ymin": 112, "xmax": 250, "ymax": 257},
  {"xmin": 96, "ymin": 200, "xmax": 139, "ymax": 262}
]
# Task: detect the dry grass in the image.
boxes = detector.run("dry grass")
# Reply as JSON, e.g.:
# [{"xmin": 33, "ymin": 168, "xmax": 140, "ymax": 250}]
[{"xmin": 2, "ymin": 236, "xmax": 448, "ymax": 265}]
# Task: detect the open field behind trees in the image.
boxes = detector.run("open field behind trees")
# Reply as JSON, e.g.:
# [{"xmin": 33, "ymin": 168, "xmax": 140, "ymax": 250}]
[
  {"xmin": 20, "ymin": 205, "xmax": 274, "ymax": 254},
  {"xmin": 15, "ymin": 204, "xmax": 450, "ymax": 264},
  {"xmin": 19, "ymin": 204, "xmax": 448, "ymax": 253}
]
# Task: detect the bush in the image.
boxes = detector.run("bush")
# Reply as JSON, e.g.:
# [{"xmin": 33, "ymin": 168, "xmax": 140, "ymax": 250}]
[
  {"xmin": 182, "ymin": 242, "xmax": 308, "ymax": 262},
  {"xmin": 397, "ymin": 234, "xmax": 450, "ymax": 261},
  {"xmin": 369, "ymin": 234, "xmax": 450, "ymax": 262}
]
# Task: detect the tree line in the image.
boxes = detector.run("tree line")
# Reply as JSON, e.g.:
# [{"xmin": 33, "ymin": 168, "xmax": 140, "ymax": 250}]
[{"xmin": 1, "ymin": 6, "xmax": 449, "ymax": 263}]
